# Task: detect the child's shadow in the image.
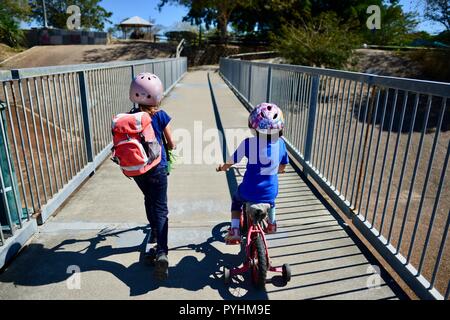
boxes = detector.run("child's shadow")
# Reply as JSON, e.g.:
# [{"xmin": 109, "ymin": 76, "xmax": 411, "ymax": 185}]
[{"xmin": 0, "ymin": 223, "xmax": 270, "ymax": 299}]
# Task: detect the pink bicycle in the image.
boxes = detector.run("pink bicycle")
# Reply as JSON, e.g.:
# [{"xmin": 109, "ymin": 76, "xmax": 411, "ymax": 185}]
[{"xmin": 223, "ymin": 202, "xmax": 291, "ymax": 289}]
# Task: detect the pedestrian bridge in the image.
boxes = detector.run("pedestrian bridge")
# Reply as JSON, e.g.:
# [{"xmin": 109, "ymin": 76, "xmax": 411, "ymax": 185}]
[{"xmin": 0, "ymin": 58, "xmax": 448, "ymax": 300}]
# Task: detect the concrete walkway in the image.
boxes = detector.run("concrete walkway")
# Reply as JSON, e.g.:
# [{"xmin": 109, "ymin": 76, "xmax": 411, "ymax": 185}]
[{"xmin": 0, "ymin": 68, "xmax": 406, "ymax": 300}]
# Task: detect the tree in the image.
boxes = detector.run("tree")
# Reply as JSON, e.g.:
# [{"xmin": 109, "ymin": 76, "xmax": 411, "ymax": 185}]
[
  {"xmin": 424, "ymin": 0, "xmax": 450, "ymax": 30},
  {"xmin": 30, "ymin": 0, "xmax": 112, "ymax": 31},
  {"xmin": 361, "ymin": 1, "xmax": 418, "ymax": 45},
  {"xmin": 272, "ymin": 12, "xmax": 361, "ymax": 68},
  {"xmin": 0, "ymin": 0, "xmax": 32, "ymax": 47},
  {"xmin": 158, "ymin": 0, "xmax": 250, "ymax": 41}
]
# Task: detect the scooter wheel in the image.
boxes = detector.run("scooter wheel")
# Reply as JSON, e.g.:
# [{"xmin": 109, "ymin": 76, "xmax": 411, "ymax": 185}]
[
  {"xmin": 282, "ymin": 263, "xmax": 291, "ymax": 282},
  {"xmin": 223, "ymin": 267, "xmax": 231, "ymax": 284}
]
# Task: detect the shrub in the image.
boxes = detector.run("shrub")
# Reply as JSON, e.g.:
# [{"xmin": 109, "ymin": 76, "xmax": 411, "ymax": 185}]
[
  {"xmin": 271, "ymin": 12, "xmax": 360, "ymax": 69},
  {"xmin": 0, "ymin": 14, "xmax": 24, "ymax": 47}
]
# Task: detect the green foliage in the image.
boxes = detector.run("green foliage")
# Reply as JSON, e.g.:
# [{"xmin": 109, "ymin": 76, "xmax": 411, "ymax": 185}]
[
  {"xmin": 30, "ymin": 0, "xmax": 112, "ymax": 31},
  {"xmin": 361, "ymin": 3, "xmax": 418, "ymax": 45},
  {"xmin": 0, "ymin": 0, "xmax": 31, "ymax": 47},
  {"xmin": 165, "ymin": 30, "xmax": 198, "ymax": 43},
  {"xmin": 272, "ymin": 12, "xmax": 361, "ymax": 69},
  {"xmin": 424, "ymin": 0, "xmax": 450, "ymax": 31},
  {"xmin": 158, "ymin": 0, "xmax": 250, "ymax": 40}
]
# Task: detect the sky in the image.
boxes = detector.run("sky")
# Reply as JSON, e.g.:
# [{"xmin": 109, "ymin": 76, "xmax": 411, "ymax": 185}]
[{"xmin": 23, "ymin": 0, "xmax": 446, "ymax": 35}]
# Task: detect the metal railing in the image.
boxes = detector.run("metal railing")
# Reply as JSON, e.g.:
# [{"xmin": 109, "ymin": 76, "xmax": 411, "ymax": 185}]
[
  {"xmin": 220, "ymin": 57, "xmax": 450, "ymax": 300},
  {"xmin": 0, "ymin": 57, "xmax": 187, "ymax": 251}
]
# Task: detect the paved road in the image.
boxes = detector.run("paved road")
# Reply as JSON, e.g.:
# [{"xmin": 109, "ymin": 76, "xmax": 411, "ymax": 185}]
[{"xmin": 0, "ymin": 68, "xmax": 406, "ymax": 299}]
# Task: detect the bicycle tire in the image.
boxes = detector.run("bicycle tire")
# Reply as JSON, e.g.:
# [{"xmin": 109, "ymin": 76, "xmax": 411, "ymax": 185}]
[{"xmin": 251, "ymin": 233, "xmax": 267, "ymax": 289}]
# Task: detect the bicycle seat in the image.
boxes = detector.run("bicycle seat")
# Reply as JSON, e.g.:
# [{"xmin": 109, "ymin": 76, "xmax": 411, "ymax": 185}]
[{"xmin": 246, "ymin": 203, "xmax": 271, "ymax": 224}]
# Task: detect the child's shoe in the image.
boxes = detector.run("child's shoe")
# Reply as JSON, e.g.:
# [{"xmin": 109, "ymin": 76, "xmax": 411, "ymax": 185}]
[
  {"xmin": 266, "ymin": 222, "xmax": 277, "ymax": 234},
  {"xmin": 154, "ymin": 252, "xmax": 169, "ymax": 280},
  {"xmin": 225, "ymin": 227, "xmax": 241, "ymax": 245}
]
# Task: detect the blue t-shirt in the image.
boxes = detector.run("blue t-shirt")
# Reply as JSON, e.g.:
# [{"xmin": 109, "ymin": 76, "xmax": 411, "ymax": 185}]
[
  {"xmin": 130, "ymin": 107, "xmax": 171, "ymax": 168},
  {"xmin": 232, "ymin": 136, "xmax": 289, "ymax": 204},
  {"xmin": 150, "ymin": 110, "xmax": 171, "ymax": 168}
]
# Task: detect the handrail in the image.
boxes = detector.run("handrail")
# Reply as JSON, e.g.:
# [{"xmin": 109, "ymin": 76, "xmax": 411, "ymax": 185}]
[{"xmin": 219, "ymin": 57, "xmax": 450, "ymax": 300}]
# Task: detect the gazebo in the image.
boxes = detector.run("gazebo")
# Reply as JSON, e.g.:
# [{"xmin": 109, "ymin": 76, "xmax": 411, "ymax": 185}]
[{"xmin": 118, "ymin": 16, "xmax": 154, "ymax": 39}]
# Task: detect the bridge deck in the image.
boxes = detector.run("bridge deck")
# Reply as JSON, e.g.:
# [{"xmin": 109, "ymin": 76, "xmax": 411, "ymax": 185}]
[{"xmin": 0, "ymin": 68, "xmax": 406, "ymax": 299}]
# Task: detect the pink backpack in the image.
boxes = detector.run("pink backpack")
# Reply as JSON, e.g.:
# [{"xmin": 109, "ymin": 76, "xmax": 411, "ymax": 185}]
[{"xmin": 111, "ymin": 112, "xmax": 161, "ymax": 177}]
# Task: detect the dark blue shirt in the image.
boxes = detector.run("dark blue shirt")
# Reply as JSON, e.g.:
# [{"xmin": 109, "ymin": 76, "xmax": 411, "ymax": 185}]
[
  {"xmin": 150, "ymin": 110, "xmax": 171, "ymax": 168},
  {"xmin": 130, "ymin": 107, "xmax": 172, "ymax": 168},
  {"xmin": 232, "ymin": 136, "xmax": 289, "ymax": 205}
]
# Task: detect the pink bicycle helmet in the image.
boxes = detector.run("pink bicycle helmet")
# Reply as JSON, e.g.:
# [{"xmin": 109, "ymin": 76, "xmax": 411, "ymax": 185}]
[
  {"xmin": 129, "ymin": 72, "xmax": 164, "ymax": 106},
  {"xmin": 248, "ymin": 102, "xmax": 285, "ymax": 134}
]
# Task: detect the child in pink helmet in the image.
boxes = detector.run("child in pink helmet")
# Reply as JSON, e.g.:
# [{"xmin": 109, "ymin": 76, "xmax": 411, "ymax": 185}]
[
  {"xmin": 217, "ymin": 103, "xmax": 288, "ymax": 244},
  {"xmin": 129, "ymin": 72, "xmax": 176, "ymax": 280}
]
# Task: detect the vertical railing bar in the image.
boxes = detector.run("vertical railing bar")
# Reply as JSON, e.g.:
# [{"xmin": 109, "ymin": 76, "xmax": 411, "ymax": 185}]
[
  {"xmin": 330, "ymin": 79, "xmax": 347, "ymax": 188},
  {"xmin": 318, "ymin": 76, "xmax": 331, "ymax": 172},
  {"xmin": 103, "ymin": 68, "xmax": 112, "ymax": 149},
  {"xmin": 387, "ymin": 94, "xmax": 428, "ymax": 240},
  {"xmin": 92, "ymin": 70, "xmax": 102, "ymax": 156},
  {"xmin": 41, "ymin": 77, "xmax": 59, "ymax": 191},
  {"xmin": 406, "ymin": 97, "xmax": 446, "ymax": 263},
  {"xmin": 350, "ymin": 84, "xmax": 373, "ymax": 206},
  {"xmin": 85, "ymin": 71, "xmax": 95, "ymax": 156},
  {"xmin": 364, "ymin": 88, "xmax": 389, "ymax": 221},
  {"xmin": 302, "ymin": 74, "xmax": 312, "ymax": 153},
  {"xmin": 26, "ymin": 78, "xmax": 46, "ymax": 206},
  {"xmin": 0, "ymin": 90, "xmax": 21, "ymax": 232},
  {"xmin": 291, "ymin": 72, "xmax": 299, "ymax": 147},
  {"xmin": 78, "ymin": 71, "xmax": 94, "ymax": 163},
  {"xmin": 356, "ymin": 87, "xmax": 381, "ymax": 218},
  {"xmin": 0, "ymin": 165, "xmax": 15, "ymax": 234},
  {"xmin": 390, "ymin": 94, "xmax": 431, "ymax": 251},
  {"xmin": 304, "ymin": 74, "xmax": 319, "ymax": 163},
  {"xmin": 98, "ymin": 69, "xmax": 107, "ymax": 151},
  {"xmin": 371, "ymin": 89, "xmax": 399, "ymax": 226},
  {"xmin": 345, "ymin": 81, "xmax": 365, "ymax": 199},
  {"xmin": 429, "ymin": 209, "xmax": 449, "ymax": 289},
  {"xmin": 63, "ymin": 73, "xmax": 79, "ymax": 174},
  {"xmin": 297, "ymin": 73, "xmax": 306, "ymax": 153},
  {"xmin": 18, "ymin": 79, "xmax": 40, "ymax": 214},
  {"xmin": 1, "ymin": 83, "xmax": 24, "ymax": 226},
  {"xmin": 11, "ymin": 81, "xmax": 34, "ymax": 218},
  {"xmin": 311, "ymin": 75, "xmax": 324, "ymax": 167},
  {"xmin": 33, "ymin": 78, "xmax": 51, "ymax": 200},
  {"xmin": 52, "ymin": 74, "xmax": 69, "ymax": 185},
  {"xmin": 71, "ymin": 72, "xmax": 84, "ymax": 171},
  {"xmin": 321, "ymin": 77, "xmax": 335, "ymax": 173},
  {"xmin": 57, "ymin": 74, "xmax": 74, "ymax": 180},
  {"xmin": 326, "ymin": 78, "xmax": 341, "ymax": 180},
  {"xmin": 47, "ymin": 76, "xmax": 64, "ymax": 187},
  {"xmin": 336, "ymin": 80, "xmax": 353, "ymax": 190},
  {"xmin": 339, "ymin": 80, "xmax": 358, "ymax": 193},
  {"xmin": 90, "ymin": 70, "xmax": 100, "ymax": 156},
  {"xmin": 418, "ymin": 140, "xmax": 449, "ymax": 274},
  {"xmin": 72, "ymin": 73, "xmax": 88, "ymax": 166},
  {"xmin": 294, "ymin": 72, "xmax": 303, "ymax": 150},
  {"xmin": 266, "ymin": 66, "xmax": 272, "ymax": 102}
]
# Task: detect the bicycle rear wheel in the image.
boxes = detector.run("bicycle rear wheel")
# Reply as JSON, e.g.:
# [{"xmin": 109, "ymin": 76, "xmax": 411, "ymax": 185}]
[{"xmin": 250, "ymin": 233, "xmax": 267, "ymax": 289}]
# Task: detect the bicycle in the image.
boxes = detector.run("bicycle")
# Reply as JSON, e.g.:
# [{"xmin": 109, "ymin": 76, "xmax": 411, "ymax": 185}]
[{"xmin": 223, "ymin": 202, "xmax": 291, "ymax": 289}]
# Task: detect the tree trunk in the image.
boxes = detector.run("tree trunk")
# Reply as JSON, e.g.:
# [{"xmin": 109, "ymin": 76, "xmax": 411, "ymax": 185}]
[{"xmin": 217, "ymin": 17, "xmax": 228, "ymax": 43}]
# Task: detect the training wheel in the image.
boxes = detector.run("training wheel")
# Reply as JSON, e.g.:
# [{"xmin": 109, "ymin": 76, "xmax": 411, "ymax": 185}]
[{"xmin": 282, "ymin": 263, "xmax": 291, "ymax": 282}]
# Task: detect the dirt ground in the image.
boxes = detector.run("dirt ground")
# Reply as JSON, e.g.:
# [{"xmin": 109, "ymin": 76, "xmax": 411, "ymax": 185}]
[{"xmin": 0, "ymin": 42, "xmax": 175, "ymax": 69}]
